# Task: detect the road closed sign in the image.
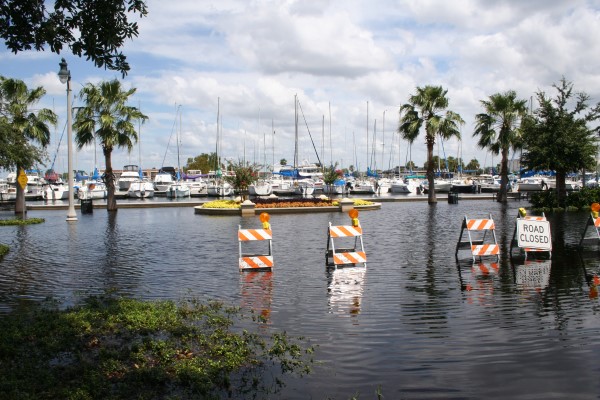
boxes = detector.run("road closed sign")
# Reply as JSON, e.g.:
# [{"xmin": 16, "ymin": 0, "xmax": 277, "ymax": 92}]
[{"xmin": 517, "ymin": 219, "xmax": 552, "ymax": 251}]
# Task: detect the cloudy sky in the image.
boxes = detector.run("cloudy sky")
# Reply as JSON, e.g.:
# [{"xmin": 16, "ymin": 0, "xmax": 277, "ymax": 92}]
[{"xmin": 2, "ymin": 0, "xmax": 600, "ymax": 175}]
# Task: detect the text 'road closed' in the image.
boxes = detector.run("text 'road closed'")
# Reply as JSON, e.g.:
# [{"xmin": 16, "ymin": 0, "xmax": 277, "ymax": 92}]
[{"xmin": 517, "ymin": 219, "xmax": 552, "ymax": 251}]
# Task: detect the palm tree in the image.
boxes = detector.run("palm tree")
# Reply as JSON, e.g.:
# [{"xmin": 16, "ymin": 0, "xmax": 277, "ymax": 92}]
[
  {"xmin": 473, "ymin": 91, "xmax": 528, "ymax": 203},
  {"xmin": 73, "ymin": 79, "xmax": 148, "ymax": 211},
  {"xmin": 0, "ymin": 77, "xmax": 57, "ymax": 214},
  {"xmin": 398, "ymin": 85, "xmax": 464, "ymax": 204}
]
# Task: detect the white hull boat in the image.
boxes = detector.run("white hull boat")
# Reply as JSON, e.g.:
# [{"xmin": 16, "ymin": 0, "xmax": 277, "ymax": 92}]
[
  {"xmin": 166, "ymin": 183, "xmax": 191, "ymax": 198},
  {"xmin": 128, "ymin": 180, "xmax": 155, "ymax": 198}
]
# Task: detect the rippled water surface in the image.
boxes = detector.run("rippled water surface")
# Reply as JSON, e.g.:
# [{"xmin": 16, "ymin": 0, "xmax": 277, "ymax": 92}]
[{"xmin": 1, "ymin": 199, "xmax": 600, "ymax": 399}]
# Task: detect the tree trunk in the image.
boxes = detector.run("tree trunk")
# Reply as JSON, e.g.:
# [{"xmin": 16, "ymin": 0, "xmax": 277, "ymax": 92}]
[
  {"xmin": 104, "ymin": 149, "xmax": 118, "ymax": 212},
  {"xmin": 426, "ymin": 139, "xmax": 437, "ymax": 204},
  {"xmin": 496, "ymin": 148, "xmax": 509, "ymax": 203},
  {"xmin": 14, "ymin": 165, "xmax": 26, "ymax": 215},
  {"xmin": 556, "ymin": 170, "xmax": 567, "ymax": 207}
]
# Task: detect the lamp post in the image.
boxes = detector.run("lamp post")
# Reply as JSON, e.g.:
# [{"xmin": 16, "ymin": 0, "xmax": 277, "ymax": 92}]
[{"xmin": 58, "ymin": 58, "xmax": 77, "ymax": 221}]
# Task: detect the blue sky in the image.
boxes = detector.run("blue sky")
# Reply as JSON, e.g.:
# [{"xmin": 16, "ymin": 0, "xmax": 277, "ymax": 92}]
[{"xmin": 2, "ymin": 0, "xmax": 600, "ymax": 175}]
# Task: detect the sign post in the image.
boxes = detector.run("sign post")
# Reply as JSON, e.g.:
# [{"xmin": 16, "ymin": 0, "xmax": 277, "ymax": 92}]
[{"xmin": 516, "ymin": 219, "xmax": 552, "ymax": 251}]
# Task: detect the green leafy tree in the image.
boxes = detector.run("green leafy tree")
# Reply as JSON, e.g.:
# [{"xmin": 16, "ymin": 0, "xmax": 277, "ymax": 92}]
[
  {"xmin": 224, "ymin": 160, "xmax": 259, "ymax": 197},
  {"xmin": 398, "ymin": 85, "xmax": 464, "ymax": 204},
  {"xmin": 0, "ymin": 76, "xmax": 57, "ymax": 214},
  {"xmin": 405, "ymin": 160, "xmax": 416, "ymax": 171},
  {"xmin": 466, "ymin": 158, "xmax": 480, "ymax": 172},
  {"xmin": 185, "ymin": 152, "xmax": 219, "ymax": 173},
  {"xmin": 322, "ymin": 163, "xmax": 343, "ymax": 185},
  {"xmin": 521, "ymin": 78, "xmax": 600, "ymax": 206},
  {"xmin": 473, "ymin": 90, "xmax": 528, "ymax": 202},
  {"xmin": 0, "ymin": 0, "xmax": 148, "ymax": 76},
  {"xmin": 279, "ymin": 158, "xmax": 287, "ymax": 166},
  {"xmin": 73, "ymin": 79, "xmax": 148, "ymax": 211}
]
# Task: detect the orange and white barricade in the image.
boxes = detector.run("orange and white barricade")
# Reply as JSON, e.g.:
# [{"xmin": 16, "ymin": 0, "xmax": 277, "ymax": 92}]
[
  {"xmin": 455, "ymin": 214, "xmax": 500, "ymax": 262},
  {"xmin": 511, "ymin": 209, "xmax": 552, "ymax": 258},
  {"xmin": 326, "ymin": 209, "xmax": 367, "ymax": 267},
  {"xmin": 579, "ymin": 203, "xmax": 600, "ymax": 248},
  {"xmin": 238, "ymin": 213, "xmax": 273, "ymax": 271}
]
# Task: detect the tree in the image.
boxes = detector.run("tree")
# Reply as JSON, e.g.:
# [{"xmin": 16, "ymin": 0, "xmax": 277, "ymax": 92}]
[
  {"xmin": 0, "ymin": 0, "xmax": 148, "ymax": 76},
  {"xmin": 473, "ymin": 90, "xmax": 528, "ymax": 202},
  {"xmin": 521, "ymin": 78, "xmax": 600, "ymax": 206},
  {"xmin": 398, "ymin": 85, "xmax": 464, "ymax": 204},
  {"xmin": 185, "ymin": 153, "xmax": 219, "ymax": 174},
  {"xmin": 224, "ymin": 160, "xmax": 259, "ymax": 198},
  {"xmin": 465, "ymin": 158, "xmax": 480, "ymax": 172},
  {"xmin": 0, "ymin": 76, "xmax": 57, "ymax": 214},
  {"xmin": 279, "ymin": 158, "xmax": 287, "ymax": 166},
  {"xmin": 73, "ymin": 79, "xmax": 147, "ymax": 211}
]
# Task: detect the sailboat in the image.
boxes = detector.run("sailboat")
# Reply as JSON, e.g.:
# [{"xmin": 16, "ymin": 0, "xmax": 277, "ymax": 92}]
[
  {"xmin": 248, "ymin": 109, "xmax": 272, "ymax": 196},
  {"xmin": 207, "ymin": 98, "xmax": 232, "ymax": 197},
  {"xmin": 166, "ymin": 106, "xmax": 191, "ymax": 198},
  {"xmin": 128, "ymin": 111, "xmax": 155, "ymax": 198}
]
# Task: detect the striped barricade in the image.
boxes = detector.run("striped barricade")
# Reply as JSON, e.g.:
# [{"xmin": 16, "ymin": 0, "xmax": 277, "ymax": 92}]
[
  {"xmin": 579, "ymin": 213, "xmax": 600, "ymax": 248},
  {"xmin": 455, "ymin": 214, "xmax": 500, "ymax": 262},
  {"xmin": 238, "ymin": 227, "xmax": 273, "ymax": 270},
  {"xmin": 326, "ymin": 223, "xmax": 367, "ymax": 267}
]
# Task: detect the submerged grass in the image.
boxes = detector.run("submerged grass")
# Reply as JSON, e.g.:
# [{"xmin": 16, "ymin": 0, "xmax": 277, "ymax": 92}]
[
  {"xmin": 0, "ymin": 296, "xmax": 314, "ymax": 399},
  {"xmin": 0, "ymin": 217, "xmax": 45, "ymax": 226}
]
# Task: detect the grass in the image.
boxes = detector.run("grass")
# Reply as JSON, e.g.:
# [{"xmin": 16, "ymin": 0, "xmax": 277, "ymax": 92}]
[
  {"xmin": 0, "ymin": 296, "xmax": 314, "ymax": 399},
  {"xmin": 0, "ymin": 217, "xmax": 45, "ymax": 226},
  {"xmin": 0, "ymin": 244, "xmax": 8, "ymax": 257}
]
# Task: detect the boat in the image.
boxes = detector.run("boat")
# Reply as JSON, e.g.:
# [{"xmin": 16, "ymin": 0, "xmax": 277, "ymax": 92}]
[
  {"xmin": 450, "ymin": 177, "xmax": 480, "ymax": 193},
  {"xmin": 43, "ymin": 182, "xmax": 70, "ymax": 200},
  {"xmin": 0, "ymin": 180, "xmax": 17, "ymax": 201},
  {"xmin": 270, "ymin": 176, "xmax": 295, "ymax": 196},
  {"xmin": 293, "ymin": 178, "xmax": 315, "ymax": 196},
  {"xmin": 127, "ymin": 179, "xmax": 155, "ymax": 198},
  {"xmin": 153, "ymin": 169, "xmax": 175, "ymax": 192},
  {"xmin": 206, "ymin": 98, "xmax": 233, "ymax": 197},
  {"xmin": 249, "ymin": 179, "xmax": 273, "ymax": 196},
  {"xmin": 422, "ymin": 179, "xmax": 452, "ymax": 193},
  {"xmin": 165, "ymin": 183, "xmax": 191, "ymax": 198},
  {"xmin": 323, "ymin": 179, "xmax": 345, "ymax": 195},
  {"xmin": 390, "ymin": 177, "xmax": 422, "ymax": 194},
  {"xmin": 518, "ymin": 177, "xmax": 546, "ymax": 191},
  {"xmin": 117, "ymin": 165, "xmax": 140, "ymax": 191},
  {"xmin": 477, "ymin": 174, "xmax": 501, "ymax": 193},
  {"xmin": 182, "ymin": 180, "xmax": 208, "ymax": 196},
  {"xmin": 77, "ymin": 180, "xmax": 107, "ymax": 200},
  {"xmin": 349, "ymin": 179, "xmax": 376, "ymax": 194}
]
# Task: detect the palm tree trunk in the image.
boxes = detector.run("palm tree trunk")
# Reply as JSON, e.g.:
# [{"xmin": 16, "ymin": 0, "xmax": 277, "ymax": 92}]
[
  {"xmin": 426, "ymin": 140, "xmax": 437, "ymax": 204},
  {"xmin": 104, "ymin": 149, "xmax": 118, "ymax": 211},
  {"xmin": 497, "ymin": 148, "xmax": 509, "ymax": 203}
]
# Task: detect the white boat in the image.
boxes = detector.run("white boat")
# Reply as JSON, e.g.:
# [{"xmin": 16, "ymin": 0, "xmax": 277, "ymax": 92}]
[
  {"xmin": 390, "ymin": 178, "xmax": 422, "ymax": 194},
  {"xmin": 128, "ymin": 180, "xmax": 155, "ymax": 198},
  {"xmin": 349, "ymin": 179, "xmax": 376, "ymax": 194},
  {"xmin": 293, "ymin": 179, "xmax": 315, "ymax": 196},
  {"xmin": 206, "ymin": 181, "xmax": 232, "ymax": 197},
  {"xmin": 166, "ymin": 183, "xmax": 191, "ymax": 198},
  {"xmin": 376, "ymin": 178, "xmax": 391, "ymax": 194},
  {"xmin": 43, "ymin": 183, "xmax": 70, "ymax": 200},
  {"xmin": 323, "ymin": 181, "xmax": 345, "ymax": 195},
  {"xmin": 249, "ymin": 180, "xmax": 273, "ymax": 196},
  {"xmin": 477, "ymin": 174, "xmax": 501, "ymax": 193},
  {"xmin": 450, "ymin": 177, "xmax": 479, "ymax": 193},
  {"xmin": 78, "ymin": 181, "xmax": 107, "ymax": 200},
  {"xmin": 0, "ymin": 180, "xmax": 17, "ymax": 201},
  {"xmin": 153, "ymin": 170, "xmax": 174, "ymax": 192},
  {"xmin": 182, "ymin": 180, "xmax": 207, "ymax": 196},
  {"xmin": 422, "ymin": 179, "xmax": 452, "ymax": 193},
  {"xmin": 271, "ymin": 177, "xmax": 295, "ymax": 196},
  {"xmin": 117, "ymin": 164, "xmax": 140, "ymax": 191},
  {"xmin": 518, "ymin": 177, "xmax": 545, "ymax": 191}
]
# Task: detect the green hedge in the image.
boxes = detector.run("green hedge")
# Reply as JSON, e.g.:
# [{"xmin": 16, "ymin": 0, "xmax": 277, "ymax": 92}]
[{"xmin": 530, "ymin": 187, "xmax": 600, "ymax": 211}]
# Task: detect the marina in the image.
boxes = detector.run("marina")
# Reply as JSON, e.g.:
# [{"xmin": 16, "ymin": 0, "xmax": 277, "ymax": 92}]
[{"xmin": 1, "ymin": 199, "xmax": 599, "ymax": 398}]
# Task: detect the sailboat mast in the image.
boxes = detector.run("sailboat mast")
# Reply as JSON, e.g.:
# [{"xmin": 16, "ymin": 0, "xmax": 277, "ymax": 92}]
[
  {"xmin": 294, "ymin": 94, "xmax": 298, "ymax": 168},
  {"xmin": 216, "ymin": 97, "xmax": 220, "ymax": 173}
]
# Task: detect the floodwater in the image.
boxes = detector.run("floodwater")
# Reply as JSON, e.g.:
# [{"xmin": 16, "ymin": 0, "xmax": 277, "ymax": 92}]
[{"xmin": 1, "ymin": 198, "xmax": 600, "ymax": 399}]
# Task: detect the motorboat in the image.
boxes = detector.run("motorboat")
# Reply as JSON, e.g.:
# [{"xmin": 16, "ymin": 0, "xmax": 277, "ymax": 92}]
[
  {"xmin": 153, "ymin": 170, "xmax": 174, "ymax": 192},
  {"xmin": 518, "ymin": 177, "xmax": 546, "ymax": 191},
  {"xmin": 77, "ymin": 181, "xmax": 107, "ymax": 200},
  {"xmin": 166, "ymin": 183, "xmax": 191, "ymax": 198},
  {"xmin": 450, "ymin": 177, "xmax": 480, "ymax": 193},
  {"xmin": 271, "ymin": 177, "xmax": 295, "ymax": 196},
  {"xmin": 390, "ymin": 178, "xmax": 422, "ymax": 194},
  {"xmin": 43, "ymin": 183, "xmax": 70, "ymax": 200},
  {"xmin": 182, "ymin": 180, "xmax": 208, "ymax": 196},
  {"xmin": 422, "ymin": 179, "xmax": 452, "ymax": 193},
  {"xmin": 349, "ymin": 179, "xmax": 376, "ymax": 195},
  {"xmin": 117, "ymin": 165, "xmax": 140, "ymax": 191},
  {"xmin": 293, "ymin": 179, "xmax": 315, "ymax": 196},
  {"xmin": 477, "ymin": 175, "xmax": 501, "ymax": 193},
  {"xmin": 206, "ymin": 181, "xmax": 232, "ymax": 197},
  {"xmin": 128, "ymin": 180, "xmax": 155, "ymax": 198},
  {"xmin": 0, "ymin": 180, "xmax": 17, "ymax": 201}
]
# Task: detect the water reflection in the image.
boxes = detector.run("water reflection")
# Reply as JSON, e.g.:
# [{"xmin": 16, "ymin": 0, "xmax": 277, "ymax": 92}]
[
  {"xmin": 326, "ymin": 266, "xmax": 366, "ymax": 317},
  {"xmin": 239, "ymin": 270, "xmax": 273, "ymax": 323}
]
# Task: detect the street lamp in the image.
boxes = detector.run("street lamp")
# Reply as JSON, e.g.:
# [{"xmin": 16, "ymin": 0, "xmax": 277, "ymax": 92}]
[{"xmin": 58, "ymin": 58, "xmax": 77, "ymax": 221}]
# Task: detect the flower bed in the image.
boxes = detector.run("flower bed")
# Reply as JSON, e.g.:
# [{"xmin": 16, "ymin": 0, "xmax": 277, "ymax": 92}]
[{"xmin": 200, "ymin": 198, "xmax": 375, "ymax": 210}]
